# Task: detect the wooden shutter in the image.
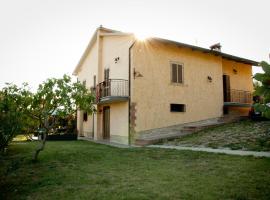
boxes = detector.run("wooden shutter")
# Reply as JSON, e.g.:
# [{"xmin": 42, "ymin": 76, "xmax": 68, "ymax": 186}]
[
  {"xmin": 171, "ymin": 64, "xmax": 177, "ymax": 83},
  {"xmin": 177, "ymin": 64, "xmax": 183, "ymax": 83}
]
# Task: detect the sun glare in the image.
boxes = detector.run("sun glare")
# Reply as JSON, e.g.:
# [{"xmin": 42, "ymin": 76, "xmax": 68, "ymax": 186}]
[{"xmin": 135, "ymin": 32, "xmax": 150, "ymax": 41}]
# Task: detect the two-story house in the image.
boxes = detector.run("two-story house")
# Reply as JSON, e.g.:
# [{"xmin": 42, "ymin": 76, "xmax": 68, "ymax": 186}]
[{"xmin": 73, "ymin": 26, "xmax": 258, "ymax": 145}]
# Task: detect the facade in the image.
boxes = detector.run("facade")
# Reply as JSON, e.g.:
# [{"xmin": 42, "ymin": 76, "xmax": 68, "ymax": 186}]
[{"xmin": 73, "ymin": 26, "xmax": 258, "ymax": 145}]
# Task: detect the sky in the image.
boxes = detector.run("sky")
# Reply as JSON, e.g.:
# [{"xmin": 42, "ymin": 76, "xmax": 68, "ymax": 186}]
[{"xmin": 0, "ymin": 0, "xmax": 269, "ymax": 90}]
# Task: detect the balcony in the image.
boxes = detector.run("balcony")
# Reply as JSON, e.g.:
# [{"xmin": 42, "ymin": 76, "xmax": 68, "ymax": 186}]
[
  {"xmin": 96, "ymin": 79, "xmax": 129, "ymax": 104},
  {"xmin": 224, "ymin": 89, "xmax": 253, "ymax": 107}
]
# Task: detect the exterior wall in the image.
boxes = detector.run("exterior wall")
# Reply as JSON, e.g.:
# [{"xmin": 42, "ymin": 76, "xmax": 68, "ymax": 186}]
[
  {"xmin": 101, "ymin": 35, "xmax": 134, "ymax": 80},
  {"xmin": 77, "ymin": 39, "xmax": 98, "ymax": 137},
  {"xmin": 98, "ymin": 102, "xmax": 129, "ymax": 144},
  {"xmin": 131, "ymin": 40, "xmax": 224, "ymax": 133},
  {"xmin": 77, "ymin": 41, "xmax": 98, "ymax": 88},
  {"xmin": 76, "ymin": 29, "xmax": 134, "ymax": 143},
  {"xmin": 110, "ymin": 102, "xmax": 129, "ymax": 144},
  {"xmin": 222, "ymin": 59, "xmax": 253, "ymax": 116},
  {"xmin": 222, "ymin": 59, "xmax": 253, "ymax": 91},
  {"xmin": 95, "ymin": 35, "xmax": 133, "ymax": 143}
]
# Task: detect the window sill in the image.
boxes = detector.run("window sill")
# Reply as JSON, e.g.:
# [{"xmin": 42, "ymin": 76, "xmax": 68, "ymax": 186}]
[{"xmin": 170, "ymin": 83, "xmax": 188, "ymax": 87}]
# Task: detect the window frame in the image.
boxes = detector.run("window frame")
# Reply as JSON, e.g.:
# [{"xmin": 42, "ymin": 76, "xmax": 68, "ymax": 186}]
[{"xmin": 170, "ymin": 61, "xmax": 184, "ymax": 84}]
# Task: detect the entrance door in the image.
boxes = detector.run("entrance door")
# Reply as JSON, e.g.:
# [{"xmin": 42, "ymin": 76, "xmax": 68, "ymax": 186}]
[{"xmin": 103, "ymin": 106, "xmax": 110, "ymax": 139}]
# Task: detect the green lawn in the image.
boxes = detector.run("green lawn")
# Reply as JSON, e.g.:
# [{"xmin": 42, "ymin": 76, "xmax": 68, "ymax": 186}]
[
  {"xmin": 165, "ymin": 120, "xmax": 270, "ymax": 151},
  {"xmin": 1, "ymin": 141, "xmax": 270, "ymax": 200}
]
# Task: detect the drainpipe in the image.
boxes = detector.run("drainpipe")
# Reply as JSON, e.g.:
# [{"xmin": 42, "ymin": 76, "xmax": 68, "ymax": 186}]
[{"xmin": 128, "ymin": 39, "xmax": 136, "ymax": 145}]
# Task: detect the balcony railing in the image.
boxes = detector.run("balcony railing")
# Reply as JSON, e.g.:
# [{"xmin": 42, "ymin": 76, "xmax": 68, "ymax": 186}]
[
  {"xmin": 96, "ymin": 79, "xmax": 129, "ymax": 103},
  {"xmin": 224, "ymin": 89, "xmax": 252, "ymax": 104}
]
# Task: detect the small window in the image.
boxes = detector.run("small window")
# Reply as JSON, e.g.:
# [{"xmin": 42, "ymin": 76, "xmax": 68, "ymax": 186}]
[
  {"xmin": 171, "ymin": 63, "xmax": 183, "ymax": 83},
  {"xmin": 170, "ymin": 104, "xmax": 186, "ymax": 112},
  {"xmin": 83, "ymin": 80, "xmax": 86, "ymax": 87},
  {"xmin": 83, "ymin": 112, "xmax": 88, "ymax": 121}
]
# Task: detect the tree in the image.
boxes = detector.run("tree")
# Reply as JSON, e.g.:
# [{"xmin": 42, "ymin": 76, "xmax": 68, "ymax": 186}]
[
  {"xmin": 30, "ymin": 75, "xmax": 95, "ymax": 161},
  {"xmin": 253, "ymin": 61, "xmax": 270, "ymax": 119},
  {"xmin": 0, "ymin": 83, "xmax": 35, "ymax": 151}
]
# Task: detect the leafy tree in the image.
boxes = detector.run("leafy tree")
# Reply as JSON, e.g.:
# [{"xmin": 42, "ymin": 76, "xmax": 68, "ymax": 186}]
[
  {"xmin": 253, "ymin": 61, "xmax": 270, "ymax": 118},
  {"xmin": 0, "ymin": 83, "xmax": 35, "ymax": 151},
  {"xmin": 30, "ymin": 75, "xmax": 95, "ymax": 161}
]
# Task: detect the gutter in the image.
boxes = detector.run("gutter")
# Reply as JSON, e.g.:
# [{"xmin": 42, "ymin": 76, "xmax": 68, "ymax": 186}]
[{"xmin": 128, "ymin": 40, "xmax": 136, "ymax": 145}]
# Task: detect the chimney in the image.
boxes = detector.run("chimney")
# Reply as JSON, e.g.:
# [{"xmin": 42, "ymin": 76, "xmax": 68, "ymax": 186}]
[{"xmin": 210, "ymin": 43, "xmax": 222, "ymax": 52}]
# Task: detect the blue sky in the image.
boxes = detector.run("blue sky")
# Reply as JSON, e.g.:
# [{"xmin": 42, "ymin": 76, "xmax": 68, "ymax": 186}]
[{"xmin": 0, "ymin": 0, "xmax": 269, "ymax": 90}]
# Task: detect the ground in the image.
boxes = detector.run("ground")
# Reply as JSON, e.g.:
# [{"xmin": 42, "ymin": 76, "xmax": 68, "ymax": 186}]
[
  {"xmin": 1, "ymin": 141, "xmax": 270, "ymax": 200},
  {"xmin": 165, "ymin": 120, "xmax": 270, "ymax": 151}
]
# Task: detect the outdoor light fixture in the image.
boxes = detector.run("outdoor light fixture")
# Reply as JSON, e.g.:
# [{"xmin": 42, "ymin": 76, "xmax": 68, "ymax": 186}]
[
  {"xmin": 133, "ymin": 68, "xmax": 143, "ymax": 79},
  {"xmin": 207, "ymin": 76, "xmax": 212, "ymax": 82},
  {"xmin": 114, "ymin": 57, "xmax": 120, "ymax": 63},
  {"xmin": 233, "ymin": 69, "xmax": 238, "ymax": 74}
]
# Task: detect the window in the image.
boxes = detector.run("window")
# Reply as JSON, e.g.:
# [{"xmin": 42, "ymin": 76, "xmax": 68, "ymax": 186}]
[
  {"xmin": 83, "ymin": 112, "xmax": 88, "ymax": 121},
  {"xmin": 170, "ymin": 104, "xmax": 186, "ymax": 112},
  {"xmin": 83, "ymin": 80, "xmax": 86, "ymax": 86},
  {"xmin": 91, "ymin": 75, "xmax": 96, "ymax": 92},
  {"xmin": 104, "ymin": 68, "xmax": 110, "ymax": 80},
  {"xmin": 93, "ymin": 75, "xmax": 96, "ymax": 87},
  {"xmin": 171, "ymin": 63, "xmax": 183, "ymax": 83}
]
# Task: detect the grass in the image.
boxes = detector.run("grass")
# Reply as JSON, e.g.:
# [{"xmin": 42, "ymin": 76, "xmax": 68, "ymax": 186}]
[
  {"xmin": 1, "ymin": 141, "xmax": 270, "ymax": 199},
  {"xmin": 165, "ymin": 120, "xmax": 270, "ymax": 151}
]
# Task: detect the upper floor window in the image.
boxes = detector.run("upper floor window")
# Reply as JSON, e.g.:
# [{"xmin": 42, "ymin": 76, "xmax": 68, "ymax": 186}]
[
  {"xmin": 171, "ymin": 63, "xmax": 183, "ymax": 84},
  {"xmin": 93, "ymin": 75, "xmax": 96, "ymax": 87},
  {"xmin": 104, "ymin": 68, "xmax": 110, "ymax": 80}
]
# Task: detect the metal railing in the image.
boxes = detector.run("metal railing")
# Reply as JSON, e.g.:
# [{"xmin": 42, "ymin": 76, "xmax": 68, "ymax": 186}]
[
  {"xmin": 96, "ymin": 79, "xmax": 129, "ymax": 102},
  {"xmin": 224, "ymin": 89, "xmax": 252, "ymax": 104}
]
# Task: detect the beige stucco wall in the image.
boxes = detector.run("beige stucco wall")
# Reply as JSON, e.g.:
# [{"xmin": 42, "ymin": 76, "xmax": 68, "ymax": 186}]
[
  {"xmin": 101, "ymin": 35, "xmax": 134, "ymax": 80},
  {"xmin": 109, "ymin": 102, "xmax": 129, "ymax": 137},
  {"xmin": 76, "ymin": 30, "xmax": 133, "ymax": 143},
  {"xmin": 76, "ymin": 38, "xmax": 98, "ymax": 137},
  {"xmin": 77, "ymin": 41, "xmax": 98, "ymax": 88},
  {"xmin": 222, "ymin": 59, "xmax": 253, "ymax": 91},
  {"xmin": 131, "ymin": 40, "xmax": 224, "ymax": 132},
  {"xmin": 97, "ymin": 102, "xmax": 129, "ymax": 144},
  {"xmin": 95, "ymin": 35, "xmax": 133, "ymax": 143}
]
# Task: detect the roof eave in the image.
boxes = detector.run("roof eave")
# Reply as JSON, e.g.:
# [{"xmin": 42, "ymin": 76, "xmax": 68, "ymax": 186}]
[{"xmin": 150, "ymin": 37, "xmax": 259, "ymax": 66}]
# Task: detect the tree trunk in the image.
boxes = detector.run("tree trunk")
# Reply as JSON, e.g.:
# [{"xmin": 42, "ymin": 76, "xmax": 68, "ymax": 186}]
[{"xmin": 32, "ymin": 132, "xmax": 47, "ymax": 162}]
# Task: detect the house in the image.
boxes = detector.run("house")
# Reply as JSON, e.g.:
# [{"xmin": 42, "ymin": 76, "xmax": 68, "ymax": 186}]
[{"xmin": 73, "ymin": 26, "xmax": 258, "ymax": 145}]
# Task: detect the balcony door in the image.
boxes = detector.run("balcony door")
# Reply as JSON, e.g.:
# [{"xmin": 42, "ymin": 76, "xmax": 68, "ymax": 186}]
[
  {"xmin": 223, "ymin": 75, "xmax": 231, "ymax": 102},
  {"xmin": 103, "ymin": 106, "xmax": 110, "ymax": 139},
  {"xmin": 104, "ymin": 68, "xmax": 110, "ymax": 96}
]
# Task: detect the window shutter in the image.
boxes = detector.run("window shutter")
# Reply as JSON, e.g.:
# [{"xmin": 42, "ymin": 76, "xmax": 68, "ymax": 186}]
[
  {"xmin": 177, "ymin": 65, "xmax": 183, "ymax": 83},
  {"xmin": 172, "ymin": 64, "xmax": 177, "ymax": 83},
  {"xmin": 93, "ymin": 75, "xmax": 96, "ymax": 87}
]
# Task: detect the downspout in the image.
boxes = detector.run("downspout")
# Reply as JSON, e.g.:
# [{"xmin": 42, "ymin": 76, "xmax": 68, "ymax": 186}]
[{"xmin": 128, "ymin": 39, "xmax": 136, "ymax": 145}]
